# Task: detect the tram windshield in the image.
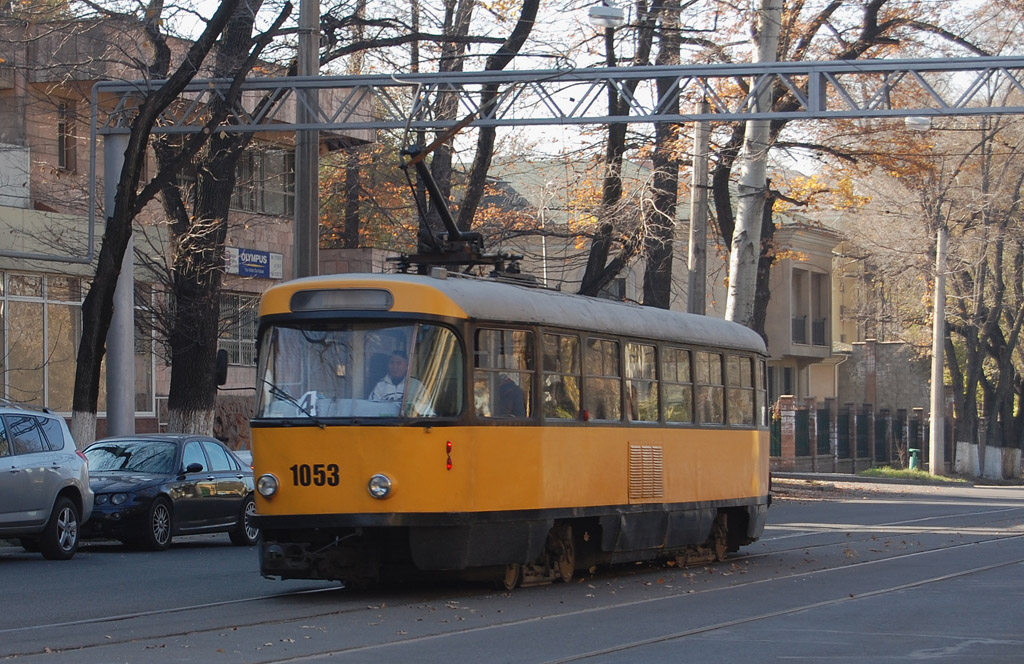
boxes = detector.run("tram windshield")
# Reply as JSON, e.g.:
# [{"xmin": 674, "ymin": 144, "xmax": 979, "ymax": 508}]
[{"xmin": 255, "ymin": 322, "xmax": 464, "ymax": 420}]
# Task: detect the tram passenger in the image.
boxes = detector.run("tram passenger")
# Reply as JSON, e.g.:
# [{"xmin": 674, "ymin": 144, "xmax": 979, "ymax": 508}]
[{"xmin": 495, "ymin": 374, "xmax": 527, "ymax": 417}]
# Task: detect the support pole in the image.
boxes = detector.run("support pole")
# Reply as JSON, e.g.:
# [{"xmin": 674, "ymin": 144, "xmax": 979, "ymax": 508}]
[
  {"xmin": 104, "ymin": 134, "xmax": 135, "ymax": 436},
  {"xmin": 929, "ymin": 223, "xmax": 947, "ymax": 475},
  {"xmin": 687, "ymin": 99, "xmax": 709, "ymax": 315}
]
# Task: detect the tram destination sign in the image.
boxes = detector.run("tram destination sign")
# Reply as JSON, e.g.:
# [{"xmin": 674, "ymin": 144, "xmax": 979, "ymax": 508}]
[{"xmin": 225, "ymin": 247, "xmax": 283, "ymax": 279}]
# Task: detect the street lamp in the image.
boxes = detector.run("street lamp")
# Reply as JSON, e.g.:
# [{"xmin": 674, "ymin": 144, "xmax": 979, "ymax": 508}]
[
  {"xmin": 906, "ymin": 115, "xmax": 945, "ymax": 476},
  {"xmin": 588, "ymin": 1, "xmax": 626, "ymax": 29},
  {"xmin": 589, "ymin": 2, "xmax": 626, "ymax": 67}
]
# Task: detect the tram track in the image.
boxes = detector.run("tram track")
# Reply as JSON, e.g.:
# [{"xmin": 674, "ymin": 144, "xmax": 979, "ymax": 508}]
[
  {"xmin": 253, "ymin": 532, "xmax": 1024, "ymax": 663},
  {"xmin": 10, "ymin": 521, "xmax": 1021, "ymax": 662},
  {"xmin": 7, "ymin": 503, "xmax": 1016, "ymax": 641},
  {"xmin": 541, "ymin": 554, "xmax": 1024, "ymax": 664}
]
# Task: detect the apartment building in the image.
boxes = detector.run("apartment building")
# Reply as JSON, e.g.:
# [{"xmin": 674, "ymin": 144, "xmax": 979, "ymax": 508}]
[{"xmin": 0, "ymin": 18, "xmax": 369, "ymax": 439}]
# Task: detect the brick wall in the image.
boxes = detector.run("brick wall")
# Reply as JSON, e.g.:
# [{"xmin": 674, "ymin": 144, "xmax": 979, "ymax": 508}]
[{"xmin": 837, "ymin": 340, "xmax": 930, "ymax": 413}]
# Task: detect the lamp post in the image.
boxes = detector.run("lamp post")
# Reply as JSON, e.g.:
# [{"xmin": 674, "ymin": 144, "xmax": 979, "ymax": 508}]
[
  {"xmin": 539, "ymin": 181, "xmax": 554, "ymax": 287},
  {"xmin": 585, "ymin": 1, "xmax": 627, "ymax": 293},
  {"xmin": 906, "ymin": 115, "xmax": 946, "ymax": 476},
  {"xmin": 294, "ymin": 0, "xmax": 320, "ymax": 279},
  {"xmin": 588, "ymin": 2, "xmax": 626, "ymax": 84}
]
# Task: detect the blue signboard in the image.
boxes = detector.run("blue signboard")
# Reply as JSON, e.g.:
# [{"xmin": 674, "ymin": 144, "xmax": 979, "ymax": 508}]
[{"xmin": 225, "ymin": 247, "xmax": 283, "ymax": 279}]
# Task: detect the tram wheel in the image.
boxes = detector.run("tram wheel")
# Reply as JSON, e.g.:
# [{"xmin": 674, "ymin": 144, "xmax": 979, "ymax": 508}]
[
  {"xmin": 711, "ymin": 514, "xmax": 728, "ymax": 562},
  {"xmin": 553, "ymin": 524, "xmax": 575, "ymax": 583},
  {"xmin": 501, "ymin": 563, "xmax": 523, "ymax": 590}
]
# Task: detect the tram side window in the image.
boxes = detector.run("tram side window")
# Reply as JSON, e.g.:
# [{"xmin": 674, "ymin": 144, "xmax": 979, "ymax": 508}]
[
  {"xmin": 625, "ymin": 342, "xmax": 658, "ymax": 422},
  {"xmin": 726, "ymin": 355, "xmax": 755, "ymax": 426},
  {"xmin": 695, "ymin": 351, "xmax": 725, "ymax": 424},
  {"xmin": 475, "ymin": 329, "xmax": 533, "ymax": 419},
  {"xmin": 758, "ymin": 359, "xmax": 768, "ymax": 426},
  {"xmin": 584, "ymin": 338, "xmax": 621, "ymax": 421},
  {"xmin": 662, "ymin": 347, "xmax": 693, "ymax": 423},
  {"xmin": 542, "ymin": 334, "xmax": 581, "ymax": 420}
]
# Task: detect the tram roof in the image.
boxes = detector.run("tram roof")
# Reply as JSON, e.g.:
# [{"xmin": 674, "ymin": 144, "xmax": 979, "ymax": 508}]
[{"xmin": 264, "ymin": 272, "xmax": 767, "ymax": 355}]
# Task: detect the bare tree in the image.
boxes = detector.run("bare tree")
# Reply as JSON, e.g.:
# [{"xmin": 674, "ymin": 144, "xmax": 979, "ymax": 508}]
[{"xmin": 69, "ymin": 0, "xmax": 247, "ymax": 446}]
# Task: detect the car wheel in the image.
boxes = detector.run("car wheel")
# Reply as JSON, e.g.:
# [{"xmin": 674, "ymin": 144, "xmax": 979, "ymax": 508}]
[
  {"xmin": 140, "ymin": 498, "xmax": 173, "ymax": 551},
  {"xmin": 39, "ymin": 497, "xmax": 80, "ymax": 561},
  {"xmin": 229, "ymin": 495, "xmax": 260, "ymax": 546}
]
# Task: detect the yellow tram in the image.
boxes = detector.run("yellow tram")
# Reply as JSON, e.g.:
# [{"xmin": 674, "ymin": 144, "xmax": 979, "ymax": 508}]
[{"xmin": 249, "ymin": 271, "xmax": 770, "ymax": 588}]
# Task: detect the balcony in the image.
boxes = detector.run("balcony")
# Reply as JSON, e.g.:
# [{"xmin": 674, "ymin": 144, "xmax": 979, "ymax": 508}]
[
  {"xmin": 792, "ymin": 315, "xmax": 807, "ymax": 345},
  {"xmin": 812, "ymin": 318, "xmax": 827, "ymax": 346}
]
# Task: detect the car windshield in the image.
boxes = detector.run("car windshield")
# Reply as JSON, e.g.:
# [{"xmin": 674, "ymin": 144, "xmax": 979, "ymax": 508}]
[
  {"xmin": 85, "ymin": 441, "xmax": 178, "ymax": 474},
  {"xmin": 255, "ymin": 321, "xmax": 464, "ymax": 420}
]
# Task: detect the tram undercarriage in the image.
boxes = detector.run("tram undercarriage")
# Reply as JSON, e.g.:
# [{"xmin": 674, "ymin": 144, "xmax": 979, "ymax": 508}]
[{"xmin": 257, "ymin": 503, "xmax": 767, "ymax": 588}]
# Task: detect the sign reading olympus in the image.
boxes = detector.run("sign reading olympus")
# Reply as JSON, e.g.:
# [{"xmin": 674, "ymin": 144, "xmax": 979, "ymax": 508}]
[{"xmin": 225, "ymin": 247, "xmax": 283, "ymax": 279}]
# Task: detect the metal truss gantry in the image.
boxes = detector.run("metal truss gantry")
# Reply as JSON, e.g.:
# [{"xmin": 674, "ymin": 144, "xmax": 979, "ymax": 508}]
[
  {"xmin": 94, "ymin": 56, "xmax": 1024, "ymax": 136},
  {"xmin": 84, "ymin": 56, "xmax": 1023, "ymax": 437}
]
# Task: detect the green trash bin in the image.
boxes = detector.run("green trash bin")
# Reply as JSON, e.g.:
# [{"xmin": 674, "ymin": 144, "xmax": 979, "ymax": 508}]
[{"xmin": 909, "ymin": 448, "xmax": 921, "ymax": 470}]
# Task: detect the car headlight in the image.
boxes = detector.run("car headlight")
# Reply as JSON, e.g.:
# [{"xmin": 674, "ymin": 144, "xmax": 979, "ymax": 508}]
[
  {"xmin": 257, "ymin": 474, "xmax": 279, "ymax": 497},
  {"xmin": 367, "ymin": 474, "xmax": 392, "ymax": 499},
  {"xmin": 95, "ymin": 493, "xmax": 129, "ymax": 506}
]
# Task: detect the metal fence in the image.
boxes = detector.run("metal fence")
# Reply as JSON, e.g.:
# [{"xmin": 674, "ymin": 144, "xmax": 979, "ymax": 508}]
[{"xmin": 771, "ymin": 398, "xmax": 936, "ymax": 473}]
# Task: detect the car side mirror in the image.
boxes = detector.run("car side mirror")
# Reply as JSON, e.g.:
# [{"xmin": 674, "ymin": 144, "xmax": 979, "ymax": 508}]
[
  {"xmin": 216, "ymin": 349, "xmax": 229, "ymax": 386},
  {"xmin": 185, "ymin": 462, "xmax": 204, "ymax": 473}
]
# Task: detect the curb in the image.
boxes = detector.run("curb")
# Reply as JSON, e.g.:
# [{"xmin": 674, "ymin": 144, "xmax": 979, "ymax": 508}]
[{"xmin": 772, "ymin": 471, "xmax": 976, "ymax": 488}]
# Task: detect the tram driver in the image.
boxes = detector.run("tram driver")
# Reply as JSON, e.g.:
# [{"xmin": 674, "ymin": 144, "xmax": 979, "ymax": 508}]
[{"xmin": 369, "ymin": 350, "xmax": 420, "ymax": 402}]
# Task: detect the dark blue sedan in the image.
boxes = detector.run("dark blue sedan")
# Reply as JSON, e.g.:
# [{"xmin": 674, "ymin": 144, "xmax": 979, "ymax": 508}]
[{"xmin": 82, "ymin": 434, "xmax": 259, "ymax": 550}]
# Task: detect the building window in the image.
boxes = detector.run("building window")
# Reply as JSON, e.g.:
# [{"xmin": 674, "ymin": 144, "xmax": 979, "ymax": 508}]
[
  {"xmin": 0, "ymin": 273, "xmax": 156, "ymax": 414},
  {"xmin": 57, "ymin": 101, "xmax": 76, "ymax": 172},
  {"xmin": 220, "ymin": 293, "xmax": 259, "ymax": 366},
  {"xmin": 134, "ymin": 285, "xmax": 155, "ymax": 414},
  {"xmin": 598, "ymin": 277, "xmax": 626, "ymax": 301},
  {"xmin": 231, "ymin": 147, "xmax": 295, "ymax": 216}
]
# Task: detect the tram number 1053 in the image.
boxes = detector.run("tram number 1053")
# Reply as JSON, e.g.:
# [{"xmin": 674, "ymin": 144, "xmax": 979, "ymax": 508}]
[{"xmin": 289, "ymin": 463, "xmax": 341, "ymax": 487}]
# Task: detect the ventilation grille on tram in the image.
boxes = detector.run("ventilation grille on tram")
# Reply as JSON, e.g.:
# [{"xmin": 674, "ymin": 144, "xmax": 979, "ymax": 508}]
[{"xmin": 629, "ymin": 444, "xmax": 664, "ymax": 500}]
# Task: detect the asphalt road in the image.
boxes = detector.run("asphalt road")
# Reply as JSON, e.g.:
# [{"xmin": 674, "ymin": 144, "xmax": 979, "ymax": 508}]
[{"xmin": 2, "ymin": 478, "xmax": 1023, "ymax": 663}]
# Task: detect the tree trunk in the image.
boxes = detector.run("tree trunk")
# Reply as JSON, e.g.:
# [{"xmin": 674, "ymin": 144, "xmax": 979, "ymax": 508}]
[
  {"xmin": 456, "ymin": 0, "xmax": 538, "ymax": 232},
  {"xmin": 726, "ymin": 0, "xmax": 782, "ymax": 328},
  {"xmin": 420, "ymin": 0, "xmax": 475, "ymax": 249},
  {"xmin": 642, "ymin": 0, "xmax": 681, "ymax": 310},
  {"xmin": 751, "ymin": 188, "xmax": 777, "ymax": 344}
]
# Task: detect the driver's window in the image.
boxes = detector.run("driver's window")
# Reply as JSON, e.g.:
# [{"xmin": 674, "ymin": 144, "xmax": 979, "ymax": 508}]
[{"xmin": 182, "ymin": 441, "xmax": 206, "ymax": 472}]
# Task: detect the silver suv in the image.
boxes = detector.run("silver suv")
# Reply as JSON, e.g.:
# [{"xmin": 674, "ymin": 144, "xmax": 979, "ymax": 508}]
[{"xmin": 0, "ymin": 403, "xmax": 93, "ymax": 559}]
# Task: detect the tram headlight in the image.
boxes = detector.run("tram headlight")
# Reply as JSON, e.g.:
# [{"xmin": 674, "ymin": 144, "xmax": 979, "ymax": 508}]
[
  {"xmin": 257, "ymin": 473, "xmax": 279, "ymax": 497},
  {"xmin": 367, "ymin": 474, "xmax": 392, "ymax": 499}
]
